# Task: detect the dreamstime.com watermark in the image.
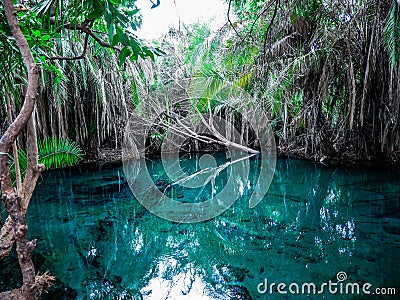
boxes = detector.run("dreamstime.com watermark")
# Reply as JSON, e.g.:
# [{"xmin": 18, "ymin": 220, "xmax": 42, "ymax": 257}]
[{"xmin": 257, "ymin": 271, "xmax": 397, "ymax": 296}]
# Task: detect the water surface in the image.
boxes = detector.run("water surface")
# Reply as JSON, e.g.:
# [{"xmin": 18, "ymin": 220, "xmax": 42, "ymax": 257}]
[{"xmin": 3, "ymin": 154, "xmax": 400, "ymax": 299}]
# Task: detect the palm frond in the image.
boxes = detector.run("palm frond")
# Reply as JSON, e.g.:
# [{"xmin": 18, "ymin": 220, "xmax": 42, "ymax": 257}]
[
  {"xmin": 384, "ymin": 0, "xmax": 400, "ymax": 66},
  {"xmin": 38, "ymin": 137, "xmax": 83, "ymax": 169}
]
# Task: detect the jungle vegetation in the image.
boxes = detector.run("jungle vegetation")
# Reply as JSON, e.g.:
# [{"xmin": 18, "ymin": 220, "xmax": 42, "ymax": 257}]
[{"xmin": 0, "ymin": 0, "xmax": 400, "ymax": 299}]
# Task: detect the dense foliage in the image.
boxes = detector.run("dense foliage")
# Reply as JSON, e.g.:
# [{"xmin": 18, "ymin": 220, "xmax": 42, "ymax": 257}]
[
  {"xmin": 0, "ymin": 0, "xmax": 161, "ymax": 153},
  {"xmin": 0, "ymin": 1, "xmax": 160, "ymax": 298},
  {"xmin": 3, "ymin": 0, "xmax": 399, "ymax": 163},
  {"xmin": 228, "ymin": 0, "xmax": 400, "ymax": 162},
  {"xmin": 123, "ymin": 0, "xmax": 399, "ymax": 163},
  {"xmin": 1, "ymin": 0, "xmax": 400, "ymax": 298}
]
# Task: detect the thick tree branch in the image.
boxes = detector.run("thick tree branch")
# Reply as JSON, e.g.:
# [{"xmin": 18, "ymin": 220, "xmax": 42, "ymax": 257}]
[
  {"xmin": 48, "ymin": 32, "xmax": 90, "ymax": 61},
  {"xmin": 48, "ymin": 16, "xmax": 118, "ymax": 60},
  {"xmin": 21, "ymin": 112, "xmax": 45, "ymax": 211},
  {"xmin": 47, "ymin": 19, "xmax": 119, "ymax": 60},
  {"xmin": 0, "ymin": 216, "xmax": 14, "ymax": 259},
  {"xmin": 1, "ymin": 0, "xmax": 39, "ymax": 196},
  {"xmin": 85, "ymin": 27, "xmax": 113, "ymax": 48}
]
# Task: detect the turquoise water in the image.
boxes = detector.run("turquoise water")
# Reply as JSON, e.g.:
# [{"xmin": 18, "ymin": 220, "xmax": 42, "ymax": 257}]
[{"xmin": 3, "ymin": 154, "xmax": 400, "ymax": 299}]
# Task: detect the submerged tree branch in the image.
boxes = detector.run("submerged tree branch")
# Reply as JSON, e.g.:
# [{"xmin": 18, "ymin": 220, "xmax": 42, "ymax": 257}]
[{"xmin": 166, "ymin": 153, "xmax": 256, "ymax": 189}]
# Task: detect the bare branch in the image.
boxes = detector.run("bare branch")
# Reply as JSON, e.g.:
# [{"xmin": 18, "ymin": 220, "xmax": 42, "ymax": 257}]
[
  {"xmin": 228, "ymin": 0, "xmax": 241, "ymax": 39},
  {"xmin": 241, "ymin": 0, "xmax": 276, "ymax": 44},
  {"xmin": 48, "ymin": 32, "xmax": 90, "ymax": 61},
  {"xmin": 49, "ymin": 19, "xmax": 119, "ymax": 52},
  {"xmin": 85, "ymin": 27, "xmax": 113, "ymax": 48},
  {"xmin": 263, "ymin": 0, "xmax": 279, "ymax": 56}
]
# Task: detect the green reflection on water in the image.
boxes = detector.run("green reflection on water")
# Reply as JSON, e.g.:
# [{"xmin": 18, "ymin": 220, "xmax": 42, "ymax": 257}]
[{"xmin": 11, "ymin": 154, "xmax": 400, "ymax": 299}]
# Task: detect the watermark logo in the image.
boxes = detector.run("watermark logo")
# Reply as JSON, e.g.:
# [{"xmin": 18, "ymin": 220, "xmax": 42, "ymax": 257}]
[
  {"xmin": 122, "ymin": 80, "xmax": 276, "ymax": 223},
  {"xmin": 336, "ymin": 271, "xmax": 347, "ymax": 282},
  {"xmin": 257, "ymin": 271, "xmax": 396, "ymax": 296}
]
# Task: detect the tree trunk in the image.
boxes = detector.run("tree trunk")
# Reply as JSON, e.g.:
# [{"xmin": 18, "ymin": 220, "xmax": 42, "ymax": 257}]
[{"xmin": 0, "ymin": 0, "xmax": 54, "ymax": 298}]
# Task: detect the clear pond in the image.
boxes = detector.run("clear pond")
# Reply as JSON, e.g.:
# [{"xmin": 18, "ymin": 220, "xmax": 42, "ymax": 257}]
[{"xmin": 2, "ymin": 153, "xmax": 400, "ymax": 299}]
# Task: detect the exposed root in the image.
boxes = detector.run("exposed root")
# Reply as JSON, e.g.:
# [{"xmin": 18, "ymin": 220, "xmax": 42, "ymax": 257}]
[
  {"xmin": 35, "ymin": 272, "xmax": 56, "ymax": 294},
  {"xmin": 0, "ymin": 273, "xmax": 55, "ymax": 300}
]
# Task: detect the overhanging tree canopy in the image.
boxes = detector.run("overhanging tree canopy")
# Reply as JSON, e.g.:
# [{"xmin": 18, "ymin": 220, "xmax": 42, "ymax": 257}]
[{"xmin": 0, "ymin": 0, "xmax": 161, "ymax": 298}]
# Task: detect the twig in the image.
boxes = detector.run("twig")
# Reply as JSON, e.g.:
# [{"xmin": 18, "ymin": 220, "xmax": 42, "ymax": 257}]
[
  {"xmin": 240, "ymin": 0, "xmax": 276, "ymax": 44},
  {"xmin": 48, "ymin": 32, "xmax": 89, "ymax": 61},
  {"xmin": 228, "ymin": 0, "xmax": 241, "ymax": 39},
  {"xmin": 263, "ymin": 0, "xmax": 279, "ymax": 56},
  {"xmin": 50, "ymin": 19, "xmax": 120, "ymax": 51}
]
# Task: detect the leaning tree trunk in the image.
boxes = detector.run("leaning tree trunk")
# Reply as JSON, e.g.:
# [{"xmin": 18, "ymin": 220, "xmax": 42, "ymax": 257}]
[{"xmin": 0, "ymin": 0, "xmax": 54, "ymax": 299}]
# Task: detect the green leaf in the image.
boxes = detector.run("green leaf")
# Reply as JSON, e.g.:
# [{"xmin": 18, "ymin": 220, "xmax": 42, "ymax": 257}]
[
  {"xmin": 129, "ymin": 51, "xmax": 139, "ymax": 62},
  {"xmin": 38, "ymin": 137, "xmax": 83, "ymax": 169},
  {"xmin": 126, "ymin": 8, "xmax": 140, "ymax": 17},
  {"xmin": 8, "ymin": 138, "xmax": 83, "ymax": 186},
  {"xmin": 108, "ymin": 21, "xmax": 115, "ymax": 44},
  {"xmin": 132, "ymin": 79, "xmax": 139, "ymax": 107},
  {"xmin": 32, "ymin": 30, "xmax": 41, "ymax": 37},
  {"xmin": 87, "ymin": 9, "xmax": 105, "ymax": 19},
  {"xmin": 86, "ymin": 0, "xmax": 106, "ymax": 19},
  {"xmin": 120, "ymin": 33, "xmax": 129, "ymax": 46},
  {"xmin": 118, "ymin": 46, "xmax": 132, "ymax": 66},
  {"xmin": 105, "ymin": 11, "xmax": 113, "ymax": 25},
  {"xmin": 153, "ymin": 47, "xmax": 166, "ymax": 56},
  {"xmin": 130, "ymin": 39, "xmax": 142, "ymax": 54},
  {"xmin": 384, "ymin": 0, "xmax": 400, "ymax": 66},
  {"xmin": 111, "ymin": 32, "xmax": 121, "ymax": 47},
  {"xmin": 144, "ymin": 47, "xmax": 155, "ymax": 61}
]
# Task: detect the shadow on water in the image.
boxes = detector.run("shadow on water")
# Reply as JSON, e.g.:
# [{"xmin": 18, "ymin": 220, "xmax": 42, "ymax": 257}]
[{"xmin": 1, "ymin": 154, "xmax": 399, "ymax": 299}]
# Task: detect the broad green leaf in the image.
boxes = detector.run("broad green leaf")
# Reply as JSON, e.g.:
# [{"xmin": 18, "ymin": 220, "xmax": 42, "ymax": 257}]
[
  {"xmin": 111, "ymin": 32, "xmax": 122, "ymax": 47},
  {"xmin": 121, "ymin": 33, "xmax": 129, "ymax": 46},
  {"xmin": 130, "ymin": 51, "xmax": 139, "ymax": 62},
  {"xmin": 118, "ymin": 46, "xmax": 132, "ymax": 65},
  {"xmin": 32, "ymin": 30, "xmax": 41, "ymax": 37},
  {"xmin": 108, "ymin": 21, "xmax": 115, "ymax": 44},
  {"xmin": 87, "ymin": 8, "xmax": 105, "ymax": 19}
]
